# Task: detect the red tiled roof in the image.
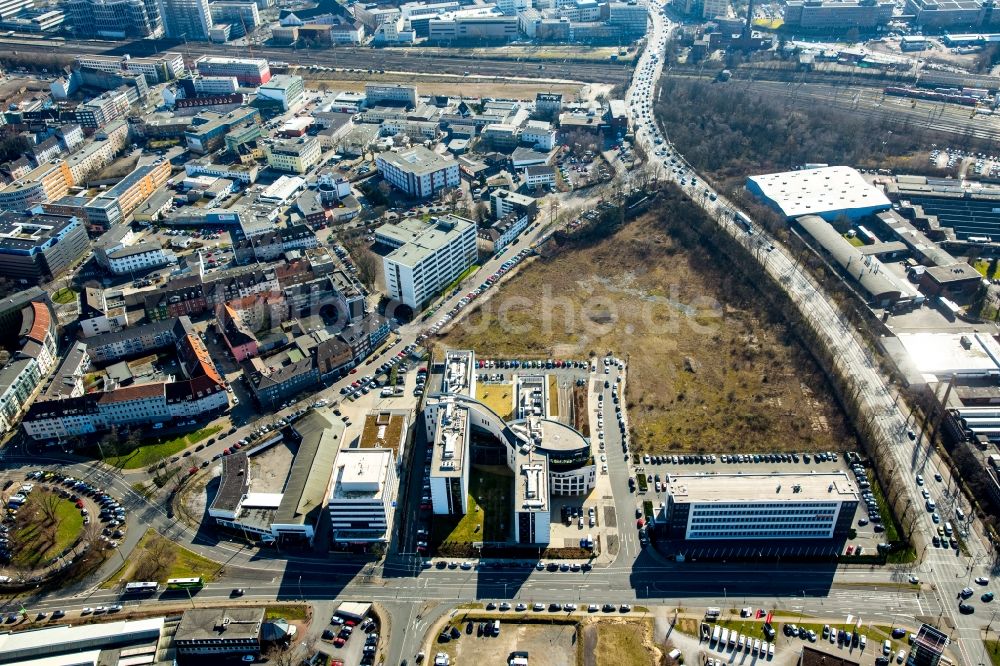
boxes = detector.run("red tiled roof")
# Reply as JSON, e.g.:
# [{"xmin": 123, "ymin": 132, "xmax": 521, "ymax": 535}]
[
  {"xmin": 96, "ymin": 383, "xmax": 165, "ymax": 403},
  {"xmin": 27, "ymin": 301, "xmax": 50, "ymax": 344}
]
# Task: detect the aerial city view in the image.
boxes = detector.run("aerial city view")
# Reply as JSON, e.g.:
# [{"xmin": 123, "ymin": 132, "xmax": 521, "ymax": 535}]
[{"xmin": 1, "ymin": 0, "xmax": 1000, "ymax": 663}]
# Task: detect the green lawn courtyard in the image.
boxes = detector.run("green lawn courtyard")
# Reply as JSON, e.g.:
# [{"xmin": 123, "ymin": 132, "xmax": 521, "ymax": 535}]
[
  {"xmin": 433, "ymin": 468, "xmax": 512, "ymax": 548},
  {"xmin": 12, "ymin": 491, "xmax": 84, "ymax": 569},
  {"xmin": 106, "ymin": 425, "xmax": 223, "ymax": 469}
]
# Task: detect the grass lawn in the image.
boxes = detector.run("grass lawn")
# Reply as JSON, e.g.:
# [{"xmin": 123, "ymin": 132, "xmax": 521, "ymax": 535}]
[
  {"xmin": 548, "ymin": 375, "xmax": 559, "ymax": 417},
  {"xmin": 106, "ymin": 425, "xmax": 223, "ymax": 469},
  {"xmin": 51, "ymin": 287, "xmax": 78, "ymax": 304},
  {"xmin": 12, "ymin": 491, "xmax": 83, "ymax": 568},
  {"xmin": 434, "ymin": 469, "xmax": 512, "ymax": 545},
  {"xmin": 101, "ymin": 529, "xmax": 220, "ymax": 588},
  {"xmin": 987, "ymin": 639, "xmax": 1000, "ymax": 666},
  {"xmin": 593, "ymin": 620, "xmax": 658, "ymax": 665},
  {"xmin": 867, "ymin": 473, "xmax": 901, "ymax": 543},
  {"xmin": 476, "ymin": 383, "xmax": 514, "ymax": 421},
  {"xmin": 266, "ymin": 604, "xmax": 309, "ymax": 621}
]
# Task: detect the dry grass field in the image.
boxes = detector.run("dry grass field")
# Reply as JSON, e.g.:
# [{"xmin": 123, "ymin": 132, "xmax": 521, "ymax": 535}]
[
  {"xmin": 299, "ymin": 72, "xmax": 585, "ymax": 100},
  {"xmin": 441, "ymin": 211, "xmax": 850, "ymax": 454}
]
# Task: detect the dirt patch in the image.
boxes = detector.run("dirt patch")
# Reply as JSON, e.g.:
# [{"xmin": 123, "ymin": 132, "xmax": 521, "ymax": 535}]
[
  {"xmin": 581, "ymin": 618, "xmax": 662, "ymax": 666},
  {"xmin": 436, "ymin": 618, "xmax": 578, "ymax": 666},
  {"xmin": 300, "ymin": 73, "xmax": 585, "ymax": 100},
  {"xmin": 441, "ymin": 206, "xmax": 851, "ymax": 454}
]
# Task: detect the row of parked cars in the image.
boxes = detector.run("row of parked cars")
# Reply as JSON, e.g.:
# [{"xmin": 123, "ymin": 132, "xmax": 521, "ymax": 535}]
[
  {"xmin": 848, "ymin": 462, "xmax": 886, "ymax": 534},
  {"xmin": 416, "ymin": 248, "xmax": 532, "ymax": 343}
]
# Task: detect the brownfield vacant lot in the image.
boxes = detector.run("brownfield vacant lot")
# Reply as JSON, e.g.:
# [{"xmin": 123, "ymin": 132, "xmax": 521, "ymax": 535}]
[{"xmin": 440, "ymin": 210, "xmax": 851, "ymax": 454}]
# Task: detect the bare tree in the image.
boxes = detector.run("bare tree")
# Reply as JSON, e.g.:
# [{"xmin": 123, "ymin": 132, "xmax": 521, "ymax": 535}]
[{"xmin": 38, "ymin": 491, "xmax": 62, "ymax": 526}]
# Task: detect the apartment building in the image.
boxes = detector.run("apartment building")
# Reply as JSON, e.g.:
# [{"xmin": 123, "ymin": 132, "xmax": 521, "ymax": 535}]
[
  {"xmin": 377, "ymin": 214, "xmax": 477, "ymax": 309},
  {"xmin": 65, "ymin": 119, "xmax": 130, "ymax": 185},
  {"xmin": 210, "ymin": 0, "xmax": 259, "ymax": 35},
  {"xmin": 104, "ymin": 242, "xmax": 172, "ymax": 275},
  {"xmin": 0, "ymin": 211, "xmax": 90, "ymax": 284},
  {"xmin": 263, "ymin": 136, "xmax": 321, "ymax": 174},
  {"xmin": 74, "ymin": 88, "xmax": 132, "ymax": 129},
  {"xmin": 83, "ymin": 159, "xmax": 170, "ymax": 232},
  {"xmin": 195, "ymin": 56, "xmax": 271, "ymax": 85},
  {"xmin": 661, "ymin": 473, "xmax": 859, "ymax": 540},
  {"xmin": 490, "ymin": 189, "xmax": 537, "ymax": 220},
  {"xmin": 375, "ymin": 146, "xmax": 460, "ymax": 199},
  {"xmin": 0, "ymin": 160, "xmax": 72, "ymax": 208}
]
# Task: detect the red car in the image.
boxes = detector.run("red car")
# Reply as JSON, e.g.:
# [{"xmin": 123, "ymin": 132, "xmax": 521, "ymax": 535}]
[
  {"xmin": 333, "ymin": 637, "xmax": 346, "ymax": 648},
  {"xmin": 75, "ymin": 500, "xmax": 84, "ymax": 509},
  {"xmin": 222, "ymin": 448, "xmax": 231, "ymax": 455}
]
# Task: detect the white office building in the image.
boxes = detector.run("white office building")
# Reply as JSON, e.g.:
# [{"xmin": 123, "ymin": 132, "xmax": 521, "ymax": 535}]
[
  {"xmin": 662, "ymin": 473, "xmax": 860, "ymax": 541},
  {"xmin": 327, "ymin": 448, "xmax": 398, "ymax": 543},
  {"xmin": 377, "ymin": 214, "xmax": 477, "ymax": 309},
  {"xmin": 258, "ymin": 74, "xmax": 305, "ymax": 112},
  {"xmin": 105, "ymin": 242, "xmax": 173, "ymax": 275},
  {"xmin": 364, "ymin": 83, "xmax": 418, "ymax": 107},
  {"xmin": 521, "ymin": 120, "xmax": 556, "ymax": 150},
  {"xmin": 376, "ymin": 146, "xmax": 460, "ymax": 199}
]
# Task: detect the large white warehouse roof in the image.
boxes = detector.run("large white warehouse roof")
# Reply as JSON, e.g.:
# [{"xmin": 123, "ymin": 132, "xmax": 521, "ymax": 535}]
[{"xmin": 747, "ymin": 166, "xmax": 891, "ymax": 220}]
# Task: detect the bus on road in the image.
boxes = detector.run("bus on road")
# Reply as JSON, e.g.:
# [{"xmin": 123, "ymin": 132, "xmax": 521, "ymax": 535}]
[
  {"xmin": 166, "ymin": 577, "xmax": 204, "ymax": 591},
  {"xmin": 123, "ymin": 581, "xmax": 159, "ymax": 595}
]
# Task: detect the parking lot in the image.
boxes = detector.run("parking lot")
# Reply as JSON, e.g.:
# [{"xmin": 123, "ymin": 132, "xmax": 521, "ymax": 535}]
[{"xmin": 431, "ymin": 617, "xmax": 577, "ymax": 666}]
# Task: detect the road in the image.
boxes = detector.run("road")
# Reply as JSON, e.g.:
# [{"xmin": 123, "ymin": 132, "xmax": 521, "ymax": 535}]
[{"xmin": 631, "ymin": 5, "xmax": 994, "ymax": 665}]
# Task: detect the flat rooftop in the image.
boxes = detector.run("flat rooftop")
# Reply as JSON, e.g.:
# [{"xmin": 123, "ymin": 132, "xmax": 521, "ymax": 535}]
[
  {"xmin": 378, "ymin": 145, "xmax": 456, "ymax": 176},
  {"xmin": 379, "ymin": 214, "xmax": 475, "ymax": 270},
  {"xmin": 431, "ymin": 397, "xmax": 468, "ymax": 478},
  {"xmin": 277, "ymin": 408, "xmax": 345, "ymax": 527},
  {"xmin": 441, "ymin": 349, "xmax": 475, "ymax": 397},
  {"xmin": 665, "ymin": 472, "xmax": 859, "ymax": 504},
  {"xmin": 747, "ymin": 166, "xmax": 891, "ymax": 219},
  {"xmin": 176, "ymin": 607, "xmax": 263, "ymax": 642},
  {"xmin": 897, "ymin": 332, "xmax": 1000, "ymax": 379},
  {"xmin": 330, "ymin": 448, "xmax": 394, "ymax": 499}
]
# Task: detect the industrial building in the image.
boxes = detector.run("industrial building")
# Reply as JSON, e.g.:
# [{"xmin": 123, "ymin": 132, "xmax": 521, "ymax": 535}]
[
  {"xmin": 661, "ymin": 472, "xmax": 859, "ymax": 540},
  {"xmin": 0, "ymin": 617, "xmax": 167, "ymax": 665},
  {"xmin": 377, "ymin": 214, "xmax": 477, "ymax": 309},
  {"xmin": 782, "ymin": 0, "xmax": 894, "ymax": 29},
  {"xmin": 195, "ymin": 56, "xmax": 271, "ymax": 85},
  {"xmin": 746, "ymin": 166, "xmax": 892, "ymax": 221},
  {"xmin": 884, "ymin": 174, "xmax": 1000, "ymax": 242},
  {"xmin": 175, "ymin": 607, "xmax": 264, "ymax": 659}
]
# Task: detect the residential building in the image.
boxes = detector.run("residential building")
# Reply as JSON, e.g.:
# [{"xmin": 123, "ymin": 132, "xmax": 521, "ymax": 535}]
[
  {"xmin": 0, "ymin": 296, "xmax": 57, "ymax": 434},
  {"xmin": 491, "ymin": 189, "xmax": 537, "ymax": 220},
  {"xmin": 478, "ymin": 211, "xmax": 529, "ymax": 253},
  {"xmin": 535, "ymin": 92, "xmax": 562, "ymax": 118},
  {"xmin": 481, "ymin": 123, "xmax": 521, "ymax": 150},
  {"xmin": 195, "ymin": 56, "xmax": 271, "ymax": 85},
  {"xmin": 0, "ymin": 160, "xmax": 73, "ymax": 208},
  {"xmin": 338, "ymin": 313, "xmax": 390, "ymax": 361},
  {"xmin": 74, "ymin": 87, "xmax": 132, "ymax": 129},
  {"xmin": 79, "ymin": 286, "xmax": 127, "ymax": 338},
  {"xmin": 85, "ymin": 316, "xmax": 191, "ymax": 364},
  {"xmin": 104, "ymin": 242, "xmax": 173, "ymax": 275},
  {"xmin": 661, "ymin": 473, "xmax": 859, "ymax": 540},
  {"xmin": 377, "ymin": 214, "xmax": 477, "ymax": 309},
  {"xmin": 521, "ymin": 120, "xmax": 556, "ymax": 150},
  {"xmin": 783, "ymin": 0, "xmax": 894, "ymax": 28},
  {"xmin": 64, "ymin": 119, "xmax": 130, "ymax": 184},
  {"xmin": 376, "ymin": 146, "xmax": 460, "ymax": 199},
  {"xmin": 258, "ymin": 74, "xmax": 305, "ymax": 111},
  {"xmin": 364, "ymin": 83, "xmax": 418, "ymax": 107},
  {"xmin": 0, "ymin": 210, "xmax": 90, "ymax": 284},
  {"xmin": 524, "ymin": 164, "xmax": 556, "ymax": 188},
  {"xmin": 83, "ymin": 159, "xmax": 170, "ymax": 232},
  {"xmin": 242, "ymin": 349, "xmax": 319, "ymax": 408},
  {"xmin": 175, "ymin": 608, "xmax": 263, "ymax": 659},
  {"xmin": 156, "ymin": 0, "xmax": 213, "ymax": 39},
  {"xmin": 263, "ymin": 136, "xmax": 322, "ymax": 174}
]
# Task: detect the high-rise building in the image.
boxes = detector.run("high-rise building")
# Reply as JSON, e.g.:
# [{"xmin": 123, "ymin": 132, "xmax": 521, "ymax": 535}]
[
  {"xmin": 156, "ymin": 0, "xmax": 212, "ymax": 40},
  {"xmin": 65, "ymin": 0, "xmax": 160, "ymax": 38}
]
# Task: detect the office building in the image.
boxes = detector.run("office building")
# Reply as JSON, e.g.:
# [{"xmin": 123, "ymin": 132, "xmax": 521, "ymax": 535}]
[
  {"xmin": 701, "ymin": 0, "xmax": 728, "ymax": 16},
  {"xmin": 185, "ymin": 107, "xmax": 261, "ymax": 153},
  {"xmin": 490, "ymin": 189, "xmax": 537, "ymax": 220},
  {"xmin": 907, "ymin": 624, "xmax": 949, "ymax": 666},
  {"xmin": 210, "ymin": 0, "xmax": 259, "ymax": 35},
  {"xmin": 258, "ymin": 74, "xmax": 305, "ymax": 111},
  {"xmin": 65, "ymin": 0, "xmax": 160, "ymax": 38},
  {"xmin": 377, "ymin": 214, "xmax": 477, "ymax": 309},
  {"xmin": 156, "ymin": 0, "xmax": 213, "ymax": 39},
  {"xmin": 783, "ymin": 0, "xmax": 894, "ymax": 28},
  {"xmin": 263, "ymin": 136, "xmax": 321, "ymax": 174},
  {"xmin": 423, "ymin": 350, "xmax": 596, "ymax": 545},
  {"xmin": 328, "ymin": 448, "xmax": 398, "ymax": 544},
  {"xmin": 175, "ymin": 608, "xmax": 263, "ymax": 659},
  {"xmin": 364, "ymin": 83, "xmax": 418, "ymax": 107},
  {"xmin": 195, "ymin": 55, "xmax": 271, "ymax": 84},
  {"xmin": 0, "ymin": 617, "xmax": 165, "ymax": 664},
  {"xmin": 376, "ymin": 146, "xmax": 460, "ymax": 199},
  {"xmin": 75, "ymin": 88, "xmax": 132, "ymax": 129},
  {"xmin": 607, "ymin": 1, "xmax": 647, "ymax": 35},
  {"xmin": 661, "ymin": 473, "xmax": 859, "ymax": 540},
  {"xmin": 905, "ymin": 0, "xmax": 995, "ymax": 27},
  {"xmin": 0, "ymin": 210, "xmax": 90, "ymax": 284}
]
